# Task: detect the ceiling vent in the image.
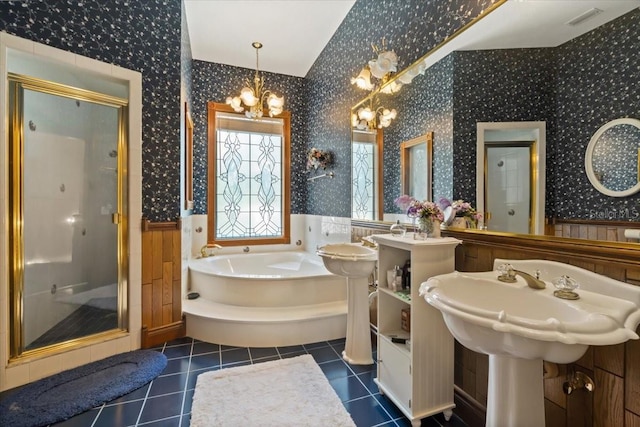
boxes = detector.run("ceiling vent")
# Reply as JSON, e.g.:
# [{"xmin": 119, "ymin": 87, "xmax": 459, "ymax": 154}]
[{"xmin": 566, "ymin": 8, "xmax": 603, "ymax": 26}]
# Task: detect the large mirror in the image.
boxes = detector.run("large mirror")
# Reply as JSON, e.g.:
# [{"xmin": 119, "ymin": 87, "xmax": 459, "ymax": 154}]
[{"xmin": 351, "ymin": 0, "xmax": 640, "ymax": 238}]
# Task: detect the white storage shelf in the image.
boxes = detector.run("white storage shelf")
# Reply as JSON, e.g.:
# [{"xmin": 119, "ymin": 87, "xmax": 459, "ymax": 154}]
[{"xmin": 371, "ymin": 234, "xmax": 460, "ymax": 427}]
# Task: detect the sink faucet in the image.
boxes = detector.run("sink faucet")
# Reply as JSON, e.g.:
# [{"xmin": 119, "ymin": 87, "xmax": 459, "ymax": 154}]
[
  {"xmin": 200, "ymin": 243, "xmax": 222, "ymax": 258},
  {"xmin": 497, "ymin": 264, "xmax": 546, "ymax": 290}
]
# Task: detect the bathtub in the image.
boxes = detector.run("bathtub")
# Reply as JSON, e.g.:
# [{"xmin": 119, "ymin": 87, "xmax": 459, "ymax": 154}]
[{"xmin": 184, "ymin": 251, "xmax": 349, "ymax": 347}]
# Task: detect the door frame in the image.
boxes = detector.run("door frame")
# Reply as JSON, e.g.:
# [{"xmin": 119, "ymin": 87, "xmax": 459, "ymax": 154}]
[{"xmin": 476, "ymin": 121, "xmax": 546, "ymax": 235}]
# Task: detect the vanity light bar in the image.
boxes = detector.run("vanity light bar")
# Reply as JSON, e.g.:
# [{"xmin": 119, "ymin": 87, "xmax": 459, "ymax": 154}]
[{"xmin": 566, "ymin": 8, "xmax": 603, "ymax": 26}]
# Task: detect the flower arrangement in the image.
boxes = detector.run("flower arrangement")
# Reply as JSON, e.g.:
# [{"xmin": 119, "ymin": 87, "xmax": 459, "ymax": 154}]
[
  {"xmin": 306, "ymin": 148, "xmax": 333, "ymax": 172},
  {"xmin": 450, "ymin": 199, "xmax": 482, "ymax": 222},
  {"xmin": 395, "ymin": 195, "xmax": 443, "ymax": 238},
  {"xmin": 438, "ymin": 198, "xmax": 482, "ymax": 227},
  {"xmin": 394, "ymin": 195, "xmax": 444, "ymax": 222}
]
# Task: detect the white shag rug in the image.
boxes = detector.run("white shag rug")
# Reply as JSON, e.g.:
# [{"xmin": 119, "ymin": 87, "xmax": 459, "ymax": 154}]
[{"xmin": 190, "ymin": 354, "xmax": 356, "ymax": 427}]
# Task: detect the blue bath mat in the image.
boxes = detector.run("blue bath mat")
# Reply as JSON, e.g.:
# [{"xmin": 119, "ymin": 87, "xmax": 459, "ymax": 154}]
[{"xmin": 0, "ymin": 349, "xmax": 167, "ymax": 427}]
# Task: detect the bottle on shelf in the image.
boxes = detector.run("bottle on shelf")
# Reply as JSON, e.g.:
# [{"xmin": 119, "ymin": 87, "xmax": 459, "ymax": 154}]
[
  {"xmin": 394, "ymin": 265, "xmax": 403, "ymax": 291},
  {"xmin": 403, "ymin": 259, "xmax": 411, "ymax": 291},
  {"xmin": 390, "ymin": 220, "xmax": 407, "ymax": 237}
]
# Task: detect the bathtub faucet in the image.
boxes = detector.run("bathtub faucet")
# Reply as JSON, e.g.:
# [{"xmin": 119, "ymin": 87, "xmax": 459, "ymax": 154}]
[{"xmin": 200, "ymin": 243, "xmax": 222, "ymax": 258}]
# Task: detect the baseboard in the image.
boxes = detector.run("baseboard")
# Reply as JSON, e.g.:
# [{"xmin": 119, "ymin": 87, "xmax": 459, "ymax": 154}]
[
  {"xmin": 141, "ymin": 318, "xmax": 186, "ymax": 348},
  {"xmin": 454, "ymin": 385, "xmax": 486, "ymax": 427}
]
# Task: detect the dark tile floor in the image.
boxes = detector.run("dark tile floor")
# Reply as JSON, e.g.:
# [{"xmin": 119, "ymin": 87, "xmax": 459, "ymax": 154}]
[
  {"xmin": 47, "ymin": 336, "xmax": 467, "ymax": 427},
  {"xmin": 27, "ymin": 301, "xmax": 117, "ymax": 351}
]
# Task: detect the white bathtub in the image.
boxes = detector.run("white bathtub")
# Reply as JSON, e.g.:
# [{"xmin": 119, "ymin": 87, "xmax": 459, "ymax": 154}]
[{"xmin": 184, "ymin": 251, "xmax": 349, "ymax": 347}]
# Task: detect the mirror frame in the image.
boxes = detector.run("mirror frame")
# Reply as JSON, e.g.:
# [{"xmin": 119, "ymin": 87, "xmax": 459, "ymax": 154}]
[
  {"xmin": 184, "ymin": 102, "xmax": 194, "ymax": 210},
  {"xmin": 584, "ymin": 117, "xmax": 640, "ymax": 198},
  {"xmin": 401, "ymin": 131, "xmax": 433, "ymax": 202}
]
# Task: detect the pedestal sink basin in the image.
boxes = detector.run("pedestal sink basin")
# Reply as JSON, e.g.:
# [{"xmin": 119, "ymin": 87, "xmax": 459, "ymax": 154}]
[
  {"xmin": 317, "ymin": 243, "xmax": 377, "ymax": 365},
  {"xmin": 419, "ymin": 258, "xmax": 640, "ymax": 427}
]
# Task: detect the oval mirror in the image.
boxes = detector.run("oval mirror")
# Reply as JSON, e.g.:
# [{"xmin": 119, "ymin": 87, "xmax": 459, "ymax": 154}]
[{"xmin": 585, "ymin": 118, "xmax": 640, "ymax": 197}]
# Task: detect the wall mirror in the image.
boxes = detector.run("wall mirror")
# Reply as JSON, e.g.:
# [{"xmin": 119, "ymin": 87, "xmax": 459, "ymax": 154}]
[
  {"xmin": 585, "ymin": 118, "xmax": 640, "ymax": 198},
  {"xmin": 401, "ymin": 132, "xmax": 433, "ymax": 202},
  {"xmin": 350, "ymin": 0, "xmax": 640, "ymax": 243}
]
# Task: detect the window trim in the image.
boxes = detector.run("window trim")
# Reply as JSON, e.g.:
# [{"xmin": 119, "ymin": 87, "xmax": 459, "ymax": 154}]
[{"xmin": 207, "ymin": 102, "xmax": 291, "ymax": 246}]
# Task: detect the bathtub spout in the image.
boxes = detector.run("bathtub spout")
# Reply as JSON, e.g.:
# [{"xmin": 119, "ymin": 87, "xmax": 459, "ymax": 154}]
[{"xmin": 200, "ymin": 243, "xmax": 222, "ymax": 258}]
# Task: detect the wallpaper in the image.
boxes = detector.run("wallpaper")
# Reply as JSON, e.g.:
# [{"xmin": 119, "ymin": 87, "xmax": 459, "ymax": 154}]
[
  {"xmin": 0, "ymin": 0, "xmax": 183, "ymax": 222},
  {"xmin": 382, "ymin": 54, "xmax": 455, "ymax": 213},
  {"xmin": 390, "ymin": 6, "xmax": 639, "ymax": 222},
  {"xmin": 190, "ymin": 61, "xmax": 307, "ymax": 214},
  {"xmin": 181, "ymin": 0, "xmax": 193, "ymax": 215},
  {"xmin": 303, "ymin": 0, "xmax": 503, "ymax": 217},
  {"xmin": 4, "ymin": 0, "xmax": 633, "ymax": 223},
  {"xmin": 554, "ymin": 8, "xmax": 640, "ymax": 220},
  {"xmin": 452, "ymin": 48, "xmax": 556, "ymax": 213}
]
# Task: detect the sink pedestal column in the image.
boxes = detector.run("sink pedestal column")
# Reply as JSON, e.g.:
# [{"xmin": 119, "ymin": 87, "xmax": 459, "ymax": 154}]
[
  {"xmin": 342, "ymin": 276, "xmax": 374, "ymax": 365},
  {"xmin": 487, "ymin": 355, "xmax": 545, "ymax": 427}
]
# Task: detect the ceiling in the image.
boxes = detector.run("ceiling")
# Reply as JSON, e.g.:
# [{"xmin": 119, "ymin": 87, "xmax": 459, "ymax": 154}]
[
  {"xmin": 412, "ymin": 0, "xmax": 640, "ymax": 72},
  {"xmin": 184, "ymin": 0, "xmax": 356, "ymax": 77},
  {"xmin": 184, "ymin": 0, "xmax": 640, "ymax": 79}
]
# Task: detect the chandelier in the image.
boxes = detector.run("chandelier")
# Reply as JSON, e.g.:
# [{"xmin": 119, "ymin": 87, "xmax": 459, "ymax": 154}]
[
  {"xmin": 351, "ymin": 39, "xmax": 398, "ymax": 129},
  {"xmin": 226, "ymin": 42, "xmax": 284, "ymax": 119},
  {"xmin": 352, "ymin": 97, "xmax": 397, "ymax": 130}
]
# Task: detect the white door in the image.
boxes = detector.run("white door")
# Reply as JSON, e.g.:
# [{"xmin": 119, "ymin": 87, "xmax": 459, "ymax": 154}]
[{"xmin": 485, "ymin": 146, "xmax": 531, "ymax": 234}]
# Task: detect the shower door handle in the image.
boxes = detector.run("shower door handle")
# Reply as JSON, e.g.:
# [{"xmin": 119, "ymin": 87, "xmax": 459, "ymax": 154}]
[{"xmin": 112, "ymin": 212, "xmax": 121, "ymax": 224}]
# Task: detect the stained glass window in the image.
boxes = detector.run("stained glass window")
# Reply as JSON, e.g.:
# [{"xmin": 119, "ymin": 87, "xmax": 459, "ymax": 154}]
[
  {"xmin": 209, "ymin": 107, "xmax": 290, "ymax": 244},
  {"xmin": 351, "ymin": 130, "xmax": 378, "ymax": 220},
  {"xmin": 207, "ymin": 102, "xmax": 291, "ymax": 246}
]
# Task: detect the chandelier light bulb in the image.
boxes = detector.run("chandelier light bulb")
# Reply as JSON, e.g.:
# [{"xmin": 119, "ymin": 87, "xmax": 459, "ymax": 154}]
[
  {"xmin": 267, "ymin": 94, "xmax": 284, "ymax": 109},
  {"xmin": 226, "ymin": 96, "xmax": 244, "ymax": 113},
  {"xmin": 240, "ymin": 87, "xmax": 258, "ymax": 106},
  {"xmin": 357, "ymin": 107, "xmax": 375, "ymax": 122},
  {"xmin": 351, "ymin": 67, "xmax": 374, "ymax": 91}
]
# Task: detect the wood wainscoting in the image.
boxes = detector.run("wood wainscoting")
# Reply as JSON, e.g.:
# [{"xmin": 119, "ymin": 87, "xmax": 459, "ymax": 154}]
[
  {"xmin": 141, "ymin": 218, "xmax": 186, "ymax": 348},
  {"xmin": 443, "ymin": 229, "xmax": 640, "ymax": 427},
  {"xmin": 351, "ymin": 221, "xmax": 640, "ymax": 427},
  {"xmin": 546, "ymin": 218, "xmax": 640, "ymax": 244}
]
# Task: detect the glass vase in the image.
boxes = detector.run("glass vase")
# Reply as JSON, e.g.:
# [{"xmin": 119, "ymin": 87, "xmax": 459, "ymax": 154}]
[{"xmin": 414, "ymin": 217, "xmax": 435, "ymax": 240}]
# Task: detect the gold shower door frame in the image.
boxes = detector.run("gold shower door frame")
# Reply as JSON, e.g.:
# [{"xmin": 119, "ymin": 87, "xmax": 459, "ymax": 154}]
[{"xmin": 7, "ymin": 73, "xmax": 129, "ymax": 360}]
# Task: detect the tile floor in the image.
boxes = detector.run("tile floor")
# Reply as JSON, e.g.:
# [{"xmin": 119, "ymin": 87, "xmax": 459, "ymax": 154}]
[{"xmin": 46, "ymin": 336, "xmax": 467, "ymax": 427}]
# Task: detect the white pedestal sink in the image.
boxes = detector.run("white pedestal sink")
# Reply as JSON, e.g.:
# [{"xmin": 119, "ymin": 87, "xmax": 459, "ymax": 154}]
[
  {"xmin": 317, "ymin": 243, "xmax": 377, "ymax": 365},
  {"xmin": 420, "ymin": 258, "xmax": 640, "ymax": 427}
]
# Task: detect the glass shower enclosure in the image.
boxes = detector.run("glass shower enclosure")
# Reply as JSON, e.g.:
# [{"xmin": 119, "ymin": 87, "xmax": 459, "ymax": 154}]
[{"xmin": 8, "ymin": 73, "xmax": 128, "ymax": 358}]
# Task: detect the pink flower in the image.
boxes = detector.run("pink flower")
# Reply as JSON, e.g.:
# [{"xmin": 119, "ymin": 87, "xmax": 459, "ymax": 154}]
[{"xmin": 394, "ymin": 195, "xmax": 415, "ymax": 211}]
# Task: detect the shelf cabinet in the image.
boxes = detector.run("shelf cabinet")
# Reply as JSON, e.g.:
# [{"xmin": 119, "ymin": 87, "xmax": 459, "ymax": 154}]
[{"xmin": 371, "ymin": 234, "xmax": 460, "ymax": 427}]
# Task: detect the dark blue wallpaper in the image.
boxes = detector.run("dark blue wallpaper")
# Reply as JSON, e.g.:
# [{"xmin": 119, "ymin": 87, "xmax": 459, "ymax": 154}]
[
  {"xmin": 442, "ymin": 8, "xmax": 639, "ymax": 221},
  {"xmin": 190, "ymin": 61, "xmax": 307, "ymax": 215},
  {"xmin": 452, "ymin": 48, "xmax": 556, "ymax": 212},
  {"xmin": 181, "ymin": 0, "xmax": 193, "ymax": 214},
  {"xmin": 382, "ymin": 54, "xmax": 455, "ymax": 213},
  {"xmin": 304, "ymin": 0, "xmax": 502, "ymax": 217},
  {"xmin": 0, "ymin": 0, "xmax": 183, "ymax": 222},
  {"xmin": 5, "ymin": 0, "xmax": 632, "ymax": 223},
  {"xmin": 554, "ymin": 8, "xmax": 640, "ymax": 220}
]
